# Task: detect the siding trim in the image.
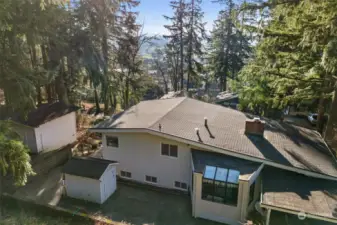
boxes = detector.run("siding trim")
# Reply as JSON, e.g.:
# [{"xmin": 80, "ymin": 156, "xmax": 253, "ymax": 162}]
[{"xmin": 90, "ymin": 128, "xmax": 337, "ymax": 181}]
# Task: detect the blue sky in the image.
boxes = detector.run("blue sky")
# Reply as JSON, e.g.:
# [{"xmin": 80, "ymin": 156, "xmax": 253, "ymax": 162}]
[{"xmin": 137, "ymin": 0, "xmax": 225, "ymax": 35}]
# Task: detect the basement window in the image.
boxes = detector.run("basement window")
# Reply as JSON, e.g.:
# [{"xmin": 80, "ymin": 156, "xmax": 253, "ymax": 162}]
[
  {"xmin": 202, "ymin": 165, "xmax": 240, "ymax": 206},
  {"xmin": 120, "ymin": 171, "xmax": 131, "ymax": 178},
  {"xmin": 161, "ymin": 143, "xmax": 178, "ymax": 157},
  {"xmin": 145, "ymin": 175, "xmax": 157, "ymax": 183},
  {"xmin": 174, "ymin": 181, "xmax": 188, "ymax": 190},
  {"xmin": 106, "ymin": 136, "xmax": 119, "ymax": 147}
]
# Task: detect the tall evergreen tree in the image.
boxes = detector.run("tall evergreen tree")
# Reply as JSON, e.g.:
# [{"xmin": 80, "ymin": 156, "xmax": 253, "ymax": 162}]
[
  {"xmin": 235, "ymin": 0, "xmax": 337, "ymax": 135},
  {"xmin": 164, "ymin": 0, "xmax": 188, "ymax": 91},
  {"xmin": 185, "ymin": 0, "xmax": 207, "ymax": 90},
  {"xmin": 208, "ymin": 1, "xmax": 250, "ymax": 91}
]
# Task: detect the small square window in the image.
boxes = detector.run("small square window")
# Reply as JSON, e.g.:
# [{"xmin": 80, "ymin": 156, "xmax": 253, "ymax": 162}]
[
  {"xmin": 121, "ymin": 170, "xmax": 131, "ymax": 178},
  {"xmin": 161, "ymin": 143, "xmax": 178, "ymax": 157},
  {"xmin": 174, "ymin": 181, "xmax": 187, "ymax": 190},
  {"xmin": 170, "ymin": 145, "xmax": 178, "ymax": 157},
  {"xmin": 161, "ymin": 144, "xmax": 169, "ymax": 155},
  {"xmin": 106, "ymin": 136, "xmax": 119, "ymax": 147},
  {"xmin": 145, "ymin": 175, "xmax": 157, "ymax": 183}
]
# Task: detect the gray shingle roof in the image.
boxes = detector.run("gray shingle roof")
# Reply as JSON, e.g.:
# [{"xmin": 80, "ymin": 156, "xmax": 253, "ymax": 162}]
[
  {"xmin": 93, "ymin": 97, "xmax": 337, "ymax": 178},
  {"xmin": 63, "ymin": 157, "xmax": 118, "ymax": 180},
  {"xmin": 262, "ymin": 166, "xmax": 337, "ymax": 221}
]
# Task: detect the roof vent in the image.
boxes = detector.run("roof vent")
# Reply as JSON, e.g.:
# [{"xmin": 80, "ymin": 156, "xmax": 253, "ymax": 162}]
[
  {"xmin": 195, "ymin": 127, "xmax": 202, "ymax": 142},
  {"xmin": 245, "ymin": 117, "xmax": 265, "ymax": 136},
  {"xmin": 204, "ymin": 117, "xmax": 208, "ymax": 127}
]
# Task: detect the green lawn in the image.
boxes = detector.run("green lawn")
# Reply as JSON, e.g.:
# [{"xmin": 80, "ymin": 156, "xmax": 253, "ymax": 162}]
[{"xmin": 1, "ymin": 196, "xmax": 93, "ymax": 225}]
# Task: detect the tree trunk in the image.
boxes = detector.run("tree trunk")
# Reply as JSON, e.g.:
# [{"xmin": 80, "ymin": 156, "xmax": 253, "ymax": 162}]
[
  {"xmin": 109, "ymin": 92, "xmax": 114, "ymax": 112},
  {"xmin": 102, "ymin": 29, "xmax": 110, "ymax": 114},
  {"xmin": 317, "ymin": 95, "xmax": 326, "ymax": 134},
  {"xmin": 36, "ymin": 86, "xmax": 42, "ymax": 105},
  {"xmin": 55, "ymin": 58, "xmax": 70, "ymax": 105},
  {"xmin": 186, "ymin": 0, "xmax": 194, "ymax": 92},
  {"xmin": 0, "ymin": 175, "xmax": 3, "ymax": 220},
  {"xmin": 125, "ymin": 78, "xmax": 130, "ymax": 109},
  {"xmin": 29, "ymin": 45, "xmax": 42, "ymax": 105},
  {"xmin": 179, "ymin": 0, "xmax": 184, "ymax": 91},
  {"xmin": 223, "ymin": 0, "xmax": 233, "ymax": 92},
  {"xmin": 41, "ymin": 45, "xmax": 53, "ymax": 103},
  {"xmin": 324, "ymin": 83, "xmax": 337, "ymax": 148},
  {"xmin": 94, "ymin": 87, "xmax": 101, "ymax": 115}
]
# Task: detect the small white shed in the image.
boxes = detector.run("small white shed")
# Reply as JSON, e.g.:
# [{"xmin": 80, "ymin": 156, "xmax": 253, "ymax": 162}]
[
  {"xmin": 6, "ymin": 101, "xmax": 78, "ymax": 154},
  {"xmin": 63, "ymin": 157, "xmax": 118, "ymax": 204}
]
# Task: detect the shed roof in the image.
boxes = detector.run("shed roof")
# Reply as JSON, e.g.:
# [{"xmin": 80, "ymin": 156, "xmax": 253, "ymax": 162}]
[
  {"xmin": 93, "ymin": 97, "xmax": 337, "ymax": 178},
  {"xmin": 262, "ymin": 166, "xmax": 337, "ymax": 222},
  {"xmin": 11, "ymin": 102, "xmax": 79, "ymax": 127},
  {"xmin": 63, "ymin": 157, "xmax": 118, "ymax": 180}
]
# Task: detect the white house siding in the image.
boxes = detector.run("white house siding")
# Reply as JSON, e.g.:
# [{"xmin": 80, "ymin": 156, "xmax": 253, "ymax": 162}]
[
  {"xmin": 100, "ymin": 165, "xmax": 117, "ymax": 203},
  {"xmin": 193, "ymin": 173, "xmax": 243, "ymax": 225},
  {"xmin": 10, "ymin": 122, "xmax": 38, "ymax": 153},
  {"xmin": 35, "ymin": 112, "xmax": 77, "ymax": 152},
  {"xmin": 64, "ymin": 174, "xmax": 101, "ymax": 203},
  {"xmin": 102, "ymin": 132, "xmax": 192, "ymax": 190}
]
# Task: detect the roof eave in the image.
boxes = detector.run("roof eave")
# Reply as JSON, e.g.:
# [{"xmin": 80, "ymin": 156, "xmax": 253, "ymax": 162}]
[
  {"xmin": 89, "ymin": 127, "xmax": 337, "ymax": 181},
  {"xmin": 260, "ymin": 203, "xmax": 337, "ymax": 224}
]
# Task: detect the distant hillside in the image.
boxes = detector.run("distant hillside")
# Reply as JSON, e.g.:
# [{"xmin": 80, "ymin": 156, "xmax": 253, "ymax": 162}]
[{"xmin": 140, "ymin": 37, "xmax": 167, "ymax": 56}]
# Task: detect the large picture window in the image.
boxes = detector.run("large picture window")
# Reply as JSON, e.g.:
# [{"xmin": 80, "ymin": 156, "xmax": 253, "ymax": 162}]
[{"xmin": 202, "ymin": 165, "xmax": 240, "ymax": 206}]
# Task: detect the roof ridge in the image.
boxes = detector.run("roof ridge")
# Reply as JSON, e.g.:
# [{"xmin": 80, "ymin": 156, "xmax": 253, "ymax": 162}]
[{"xmin": 148, "ymin": 97, "xmax": 187, "ymax": 129}]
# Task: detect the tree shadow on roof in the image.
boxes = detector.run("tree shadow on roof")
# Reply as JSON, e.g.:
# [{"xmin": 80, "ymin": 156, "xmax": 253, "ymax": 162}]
[
  {"xmin": 262, "ymin": 166, "xmax": 337, "ymax": 214},
  {"xmin": 246, "ymin": 134, "xmax": 292, "ymax": 166},
  {"xmin": 95, "ymin": 111, "xmax": 125, "ymax": 128}
]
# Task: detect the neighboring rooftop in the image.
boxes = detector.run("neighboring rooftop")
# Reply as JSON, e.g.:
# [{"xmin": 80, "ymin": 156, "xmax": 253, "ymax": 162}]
[
  {"xmin": 62, "ymin": 157, "xmax": 118, "ymax": 180},
  {"xmin": 192, "ymin": 149, "xmax": 261, "ymax": 181},
  {"xmin": 262, "ymin": 166, "xmax": 337, "ymax": 222},
  {"xmin": 215, "ymin": 91, "xmax": 238, "ymax": 102},
  {"xmin": 93, "ymin": 97, "xmax": 337, "ymax": 178},
  {"xmin": 10, "ymin": 101, "xmax": 79, "ymax": 127}
]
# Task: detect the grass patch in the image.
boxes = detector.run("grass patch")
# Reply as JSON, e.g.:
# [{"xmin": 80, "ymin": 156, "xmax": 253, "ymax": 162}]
[{"xmin": 1, "ymin": 195, "xmax": 93, "ymax": 225}]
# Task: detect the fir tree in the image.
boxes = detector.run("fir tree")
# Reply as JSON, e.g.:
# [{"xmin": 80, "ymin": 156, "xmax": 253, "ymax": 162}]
[
  {"xmin": 185, "ymin": 0, "xmax": 207, "ymax": 90},
  {"xmin": 164, "ymin": 0, "xmax": 189, "ymax": 91},
  {"xmin": 208, "ymin": 1, "xmax": 250, "ymax": 91}
]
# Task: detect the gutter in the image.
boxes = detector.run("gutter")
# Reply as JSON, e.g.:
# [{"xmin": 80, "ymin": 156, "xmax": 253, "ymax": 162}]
[
  {"xmin": 89, "ymin": 127, "xmax": 337, "ymax": 181},
  {"xmin": 260, "ymin": 203, "xmax": 337, "ymax": 224}
]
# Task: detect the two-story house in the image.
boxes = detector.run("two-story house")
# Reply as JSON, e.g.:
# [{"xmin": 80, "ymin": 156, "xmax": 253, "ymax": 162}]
[{"xmin": 91, "ymin": 97, "xmax": 337, "ymax": 225}]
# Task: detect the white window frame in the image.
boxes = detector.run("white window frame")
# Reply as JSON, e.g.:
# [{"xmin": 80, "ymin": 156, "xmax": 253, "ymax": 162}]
[
  {"xmin": 106, "ymin": 135, "xmax": 119, "ymax": 148},
  {"xmin": 173, "ymin": 181, "xmax": 188, "ymax": 190},
  {"xmin": 160, "ymin": 142, "xmax": 178, "ymax": 158},
  {"xmin": 120, "ymin": 170, "xmax": 132, "ymax": 179},
  {"xmin": 145, "ymin": 175, "xmax": 158, "ymax": 184}
]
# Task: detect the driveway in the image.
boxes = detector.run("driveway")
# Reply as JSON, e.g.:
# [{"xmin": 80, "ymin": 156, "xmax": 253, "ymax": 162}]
[
  {"xmin": 58, "ymin": 183, "xmax": 221, "ymax": 225},
  {"xmin": 12, "ymin": 166, "xmax": 64, "ymax": 206}
]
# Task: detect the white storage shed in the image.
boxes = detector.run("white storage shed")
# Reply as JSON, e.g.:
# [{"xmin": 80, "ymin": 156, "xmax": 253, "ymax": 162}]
[{"xmin": 63, "ymin": 157, "xmax": 118, "ymax": 204}]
